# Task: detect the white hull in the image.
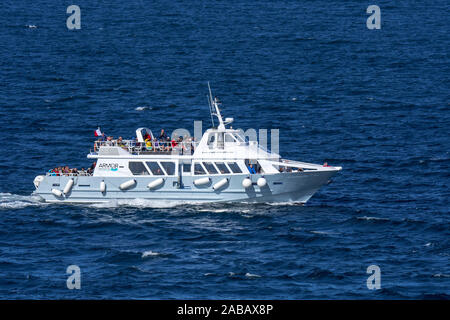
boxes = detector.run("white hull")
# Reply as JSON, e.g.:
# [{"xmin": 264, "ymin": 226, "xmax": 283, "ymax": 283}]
[{"xmin": 34, "ymin": 170, "xmax": 339, "ymax": 204}]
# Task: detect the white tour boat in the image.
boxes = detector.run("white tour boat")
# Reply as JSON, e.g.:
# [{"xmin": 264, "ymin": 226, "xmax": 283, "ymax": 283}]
[{"xmin": 33, "ymin": 87, "xmax": 341, "ymax": 204}]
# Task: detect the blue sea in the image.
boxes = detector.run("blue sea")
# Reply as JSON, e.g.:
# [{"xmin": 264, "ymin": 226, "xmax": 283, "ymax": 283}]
[{"xmin": 0, "ymin": 1, "xmax": 448, "ymax": 299}]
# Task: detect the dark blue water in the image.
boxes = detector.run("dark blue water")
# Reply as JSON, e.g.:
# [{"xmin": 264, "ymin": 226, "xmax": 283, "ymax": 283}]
[{"xmin": 0, "ymin": 1, "xmax": 449, "ymax": 299}]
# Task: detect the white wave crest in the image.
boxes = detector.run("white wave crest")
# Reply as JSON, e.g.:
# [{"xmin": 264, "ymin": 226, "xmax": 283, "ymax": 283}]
[
  {"xmin": 135, "ymin": 106, "xmax": 151, "ymax": 111},
  {"xmin": 142, "ymin": 250, "xmax": 161, "ymax": 258},
  {"xmin": 245, "ymin": 272, "xmax": 261, "ymax": 278}
]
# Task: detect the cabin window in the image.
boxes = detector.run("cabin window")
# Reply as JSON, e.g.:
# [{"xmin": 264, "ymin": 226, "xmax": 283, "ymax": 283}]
[
  {"xmin": 182, "ymin": 163, "xmax": 191, "ymax": 173},
  {"xmin": 227, "ymin": 162, "xmax": 242, "ymax": 173},
  {"xmin": 146, "ymin": 162, "xmax": 164, "ymax": 175},
  {"xmin": 203, "ymin": 162, "xmax": 218, "ymax": 174},
  {"xmin": 194, "ymin": 163, "xmax": 206, "ymax": 175},
  {"xmin": 234, "ymin": 134, "xmax": 245, "ymax": 142},
  {"xmin": 129, "ymin": 162, "xmax": 150, "ymax": 175},
  {"xmin": 225, "ymin": 134, "xmax": 236, "ymax": 143},
  {"xmin": 215, "ymin": 162, "xmax": 230, "ymax": 174},
  {"xmin": 160, "ymin": 161, "xmax": 175, "ymax": 175}
]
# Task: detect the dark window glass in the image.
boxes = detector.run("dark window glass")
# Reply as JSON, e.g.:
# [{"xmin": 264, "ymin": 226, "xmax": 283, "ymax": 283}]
[
  {"xmin": 146, "ymin": 162, "xmax": 164, "ymax": 175},
  {"xmin": 129, "ymin": 162, "xmax": 150, "ymax": 175},
  {"xmin": 183, "ymin": 163, "xmax": 191, "ymax": 173},
  {"xmin": 160, "ymin": 162, "xmax": 175, "ymax": 175},
  {"xmin": 203, "ymin": 162, "xmax": 218, "ymax": 174},
  {"xmin": 194, "ymin": 163, "xmax": 206, "ymax": 175},
  {"xmin": 215, "ymin": 162, "xmax": 230, "ymax": 174},
  {"xmin": 228, "ymin": 162, "xmax": 242, "ymax": 173}
]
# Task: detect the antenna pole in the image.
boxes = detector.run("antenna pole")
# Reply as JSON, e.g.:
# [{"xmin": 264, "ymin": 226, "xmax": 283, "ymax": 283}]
[
  {"xmin": 207, "ymin": 82, "xmax": 225, "ymax": 130},
  {"xmin": 207, "ymin": 95, "xmax": 215, "ymax": 127}
]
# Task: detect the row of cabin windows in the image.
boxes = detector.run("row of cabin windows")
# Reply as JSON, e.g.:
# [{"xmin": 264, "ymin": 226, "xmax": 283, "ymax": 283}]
[
  {"xmin": 194, "ymin": 162, "xmax": 242, "ymax": 175},
  {"xmin": 129, "ymin": 161, "xmax": 175, "ymax": 176},
  {"xmin": 129, "ymin": 161, "xmax": 243, "ymax": 176}
]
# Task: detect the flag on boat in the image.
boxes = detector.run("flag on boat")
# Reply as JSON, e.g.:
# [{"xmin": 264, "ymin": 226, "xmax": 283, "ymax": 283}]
[{"xmin": 94, "ymin": 127, "xmax": 102, "ymax": 137}]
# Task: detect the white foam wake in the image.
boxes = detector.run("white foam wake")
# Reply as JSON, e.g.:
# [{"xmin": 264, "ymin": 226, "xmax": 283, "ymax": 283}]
[
  {"xmin": 89, "ymin": 198, "xmax": 205, "ymax": 209},
  {"xmin": 0, "ymin": 193, "xmax": 47, "ymax": 209}
]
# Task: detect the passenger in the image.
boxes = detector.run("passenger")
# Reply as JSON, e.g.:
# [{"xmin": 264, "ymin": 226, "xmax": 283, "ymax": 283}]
[
  {"xmin": 159, "ymin": 129, "xmax": 168, "ymax": 141},
  {"xmin": 153, "ymin": 139, "xmax": 160, "ymax": 151},
  {"xmin": 87, "ymin": 162, "xmax": 96, "ymax": 175},
  {"xmin": 190, "ymin": 137, "xmax": 195, "ymax": 155},
  {"xmin": 72, "ymin": 168, "xmax": 78, "ymax": 175},
  {"xmin": 164, "ymin": 137, "xmax": 171, "ymax": 152},
  {"xmin": 63, "ymin": 166, "xmax": 70, "ymax": 175},
  {"xmin": 145, "ymin": 138, "xmax": 153, "ymax": 151},
  {"xmin": 105, "ymin": 136, "xmax": 113, "ymax": 146},
  {"xmin": 79, "ymin": 168, "xmax": 86, "ymax": 176},
  {"xmin": 178, "ymin": 136, "xmax": 186, "ymax": 154},
  {"xmin": 117, "ymin": 136, "xmax": 125, "ymax": 148},
  {"xmin": 247, "ymin": 163, "xmax": 256, "ymax": 174}
]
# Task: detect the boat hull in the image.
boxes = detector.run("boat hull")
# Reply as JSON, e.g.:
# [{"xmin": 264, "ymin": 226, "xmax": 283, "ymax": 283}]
[{"xmin": 33, "ymin": 170, "xmax": 340, "ymax": 204}]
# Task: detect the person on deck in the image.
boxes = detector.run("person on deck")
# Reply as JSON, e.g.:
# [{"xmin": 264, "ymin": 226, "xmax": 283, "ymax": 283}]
[
  {"xmin": 159, "ymin": 129, "xmax": 168, "ymax": 141},
  {"xmin": 247, "ymin": 163, "xmax": 256, "ymax": 174}
]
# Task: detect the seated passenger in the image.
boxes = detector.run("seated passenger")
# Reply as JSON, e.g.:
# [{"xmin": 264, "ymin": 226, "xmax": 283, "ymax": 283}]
[
  {"xmin": 87, "ymin": 162, "xmax": 96, "ymax": 175},
  {"xmin": 117, "ymin": 136, "xmax": 126, "ymax": 148},
  {"xmin": 62, "ymin": 166, "xmax": 69, "ymax": 175},
  {"xmin": 145, "ymin": 138, "xmax": 153, "ymax": 150},
  {"xmin": 247, "ymin": 163, "xmax": 256, "ymax": 174}
]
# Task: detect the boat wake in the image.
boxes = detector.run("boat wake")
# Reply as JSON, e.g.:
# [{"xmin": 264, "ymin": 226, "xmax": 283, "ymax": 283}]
[
  {"xmin": 1, "ymin": 192, "xmax": 307, "ymax": 211},
  {"xmin": 0, "ymin": 193, "xmax": 47, "ymax": 209}
]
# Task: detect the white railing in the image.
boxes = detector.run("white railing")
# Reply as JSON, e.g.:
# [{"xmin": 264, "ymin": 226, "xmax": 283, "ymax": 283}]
[
  {"xmin": 46, "ymin": 171, "xmax": 93, "ymax": 177},
  {"xmin": 91, "ymin": 139, "xmax": 198, "ymax": 155}
]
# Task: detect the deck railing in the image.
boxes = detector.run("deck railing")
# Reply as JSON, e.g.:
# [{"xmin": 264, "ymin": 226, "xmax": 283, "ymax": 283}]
[
  {"xmin": 91, "ymin": 139, "xmax": 197, "ymax": 156},
  {"xmin": 46, "ymin": 172, "xmax": 93, "ymax": 177}
]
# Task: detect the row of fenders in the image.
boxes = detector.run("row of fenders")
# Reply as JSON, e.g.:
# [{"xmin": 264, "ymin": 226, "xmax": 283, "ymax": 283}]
[{"xmin": 51, "ymin": 176, "xmax": 268, "ymax": 198}]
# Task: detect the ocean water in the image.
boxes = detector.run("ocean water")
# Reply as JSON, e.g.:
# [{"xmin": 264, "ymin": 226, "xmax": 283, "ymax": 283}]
[{"xmin": 0, "ymin": 0, "xmax": 449, "ymax": 299}]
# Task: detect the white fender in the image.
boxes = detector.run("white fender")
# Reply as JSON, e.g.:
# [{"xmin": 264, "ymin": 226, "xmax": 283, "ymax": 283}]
[
  {"xmin": 147, "ymin": 178, "xmax": 164, "ymax": 189},
  {"xmin": 33, "ymin": 175, "xmax": 45, "ymax": 188},
  {"xmin": 51, "ymin": 188, "xmax": 63, "ymax": 197},
  {"xmin": 257, "ymin": 177, "xmax": 267, "ymax": 188},
  {"xmin": 242, "ymin": 178, "xmax": 252, "ymax": 188},
  {"xmin": 119, "ymin": 179, "xmax": 136, "ymax": 190},
  {"xmin": 193, "ymin": 177, "xmax": 211, "ymax": 186},
  {"xmin": 213, "ymin": 178, "xmax": 229, "ymax": 191},
  {"xmin": 100, "ymin": 181, "xmax": 106, "ymax": 193},
  {"xmin": 63, "ymin": 178, "xmax": 74, "ymax": 195}
]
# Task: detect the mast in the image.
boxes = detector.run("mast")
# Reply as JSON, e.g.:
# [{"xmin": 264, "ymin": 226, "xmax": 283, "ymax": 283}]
[{"xmin": 207, "ymin": 82, "xmax": 225, "ymax": 130}]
